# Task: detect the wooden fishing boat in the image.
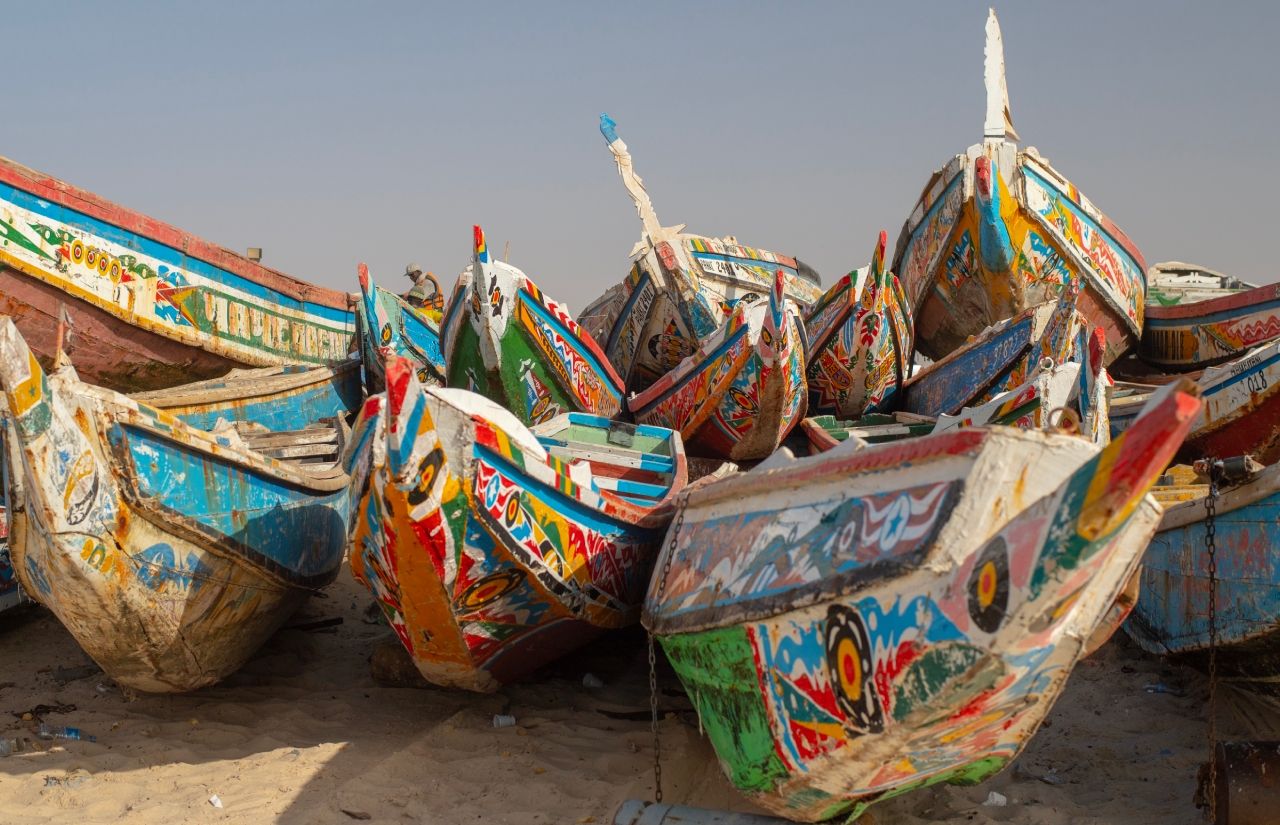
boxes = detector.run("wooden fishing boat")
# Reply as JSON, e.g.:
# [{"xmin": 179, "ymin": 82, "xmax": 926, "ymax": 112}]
[
  {"xmin": 643, "ymin": 384, "xmax": 1199, "ymax": 822},
  {"xmin": 800, "ymin": 413, "xmax": 936, "ymax": 452},
  {"xmin": 1140, "ymin": 282, "xmax": 1280, "ymax": 371},
  {"xmin": 628, "ymin": 270, "xmax": 807, "ymax": 461},
  {"xmin": 901, "ymin": 299, "xmax": 1084, "ymax": 418},
  {"xmin": 589, "ymin": 114, "xmax": 822, "ymax": 393},
  {"xmin": 441, "ymin": 226, "xmax": 624, "ymax": 427},
  {"xmin": 348, "ymin": 357, "xmax": 687, "ymax": 692},
  {"xmin": 1126, "ymin": 458, "xmax": 1280, "ymax": 694},
  {"xmin": 1146, "ymin": 261, "xmax": 1256, "ymax": 307},
  {"xmin": 1112, "ymin": 338, "xmax": 1280, "ymax": 465},
  {"xmin": 805, "ymin": 231, "xmax": 914, "ymax": 418},
  {"xmin": 891, "ymin": 10, "xmax": 1145, "ymax": 365},
  {"xmin": 356, "ymin": 263, "xmax": 445, "ymax": 391},
  {"xmin": 131, "ymin": 359, "xmax": 362, "ymax": 433},
  {"xmin": 0, "ymin": 154, "xmax": 355, "ymax": 393},
  {"xmin": 802, "ymin": 357, "xmax": 1096, "ymax": 455},
  {"xmin": 0, "ymin": 318, "xmax": 368, "ymax": 692}
]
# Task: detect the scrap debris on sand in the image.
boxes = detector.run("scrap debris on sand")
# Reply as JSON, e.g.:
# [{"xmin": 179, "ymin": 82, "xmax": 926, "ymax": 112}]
[{"xmin": 0, "ymin": 574, "xmax": 1254, "ymax": 824}]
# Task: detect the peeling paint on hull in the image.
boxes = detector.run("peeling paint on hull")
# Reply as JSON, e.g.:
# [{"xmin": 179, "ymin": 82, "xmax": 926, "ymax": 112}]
[
  {"xmin": 645, "ymin": 387, "xmax": 1199, "ymax": 821},
  {"xmin": 442, "ymin": 230, "xmax": 624, "ymax": 428},
  {"xmin": 1141, "ymin": 283, "xmax": 1280, "ymax": 371},
  {"xmin": 349, "ymin": 361, "xmax": 687, "ymax": 692},
  {"xmin": 0, "ymin": 319, "xmax": 363, "ymax": 692},
  {"xmin": 629, "ymin": 274, "xmax": 807, "ymax": 461},
  {"xmin": 1127, "ymin": 462, "xmax": 1280, "ymax": 694},
  {"xmin": 0, "ymin": 155, "xmax": 355, "ymax": 393},
  {"xmin": 356, "ymin": 264, "xmax": 444, "ymax": 393},
  {"xmin": 804, "ymin": 233, "xmax": 914, "ymax": 419}
]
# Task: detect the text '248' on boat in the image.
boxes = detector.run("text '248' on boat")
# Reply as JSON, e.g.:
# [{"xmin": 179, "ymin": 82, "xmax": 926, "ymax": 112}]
[
  {"xmin": 891, "ymin": 10, "xmax": 1145, "ymax": 366},
  {"xmin": 643, "ymin": 381, "xmax": 1200, "ymax": 822},
  {"xmin": 348, "ymin": 357, "xmax": 687, "ymax": 692},
  {"xmin": 0, "ymin": 151, "xmax": 355, "ymax": 393},
  {"xmin": 356, "ymin": 263, "xmax": 445, "ymax": 392},
  {"xmin": 804, "ymin": 231, "xmax": 914, "ymax": 419},
  {"xmin": 583, "ymin": 114, "xmax": 822, "ymax": 395},
  {"xmin": 440, "ymin": 225, "xmax": 624, "ymax": 427},
  {"xmin": 0, "ymin": 317, "xmax": 369, "ymax": 692}
]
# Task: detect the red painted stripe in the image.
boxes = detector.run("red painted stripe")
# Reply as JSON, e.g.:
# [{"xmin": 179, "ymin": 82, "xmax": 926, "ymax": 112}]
[
  {"xmin": 0, "ymin": 155, "xmax": 351, "ymax": 309},
  {"xmin": 1146, "ymin": 283, "xmax": 1280, "ymax": 321}
]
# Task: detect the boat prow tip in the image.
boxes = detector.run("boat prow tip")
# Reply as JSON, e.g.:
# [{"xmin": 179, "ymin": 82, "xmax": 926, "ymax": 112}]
[
  {"xmin": 599, "ymin": 113, "xmax": 618, "ymax": 143},
  {"xmin": 384, "ymin": 355, "xmax": 415, "ymax": 421}
]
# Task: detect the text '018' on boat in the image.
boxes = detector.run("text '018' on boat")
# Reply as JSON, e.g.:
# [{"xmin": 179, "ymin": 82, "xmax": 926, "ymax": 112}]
[
  {"xmin": 0, "ymin": 317, "xmax": 369, "ymax": 692},
  {"xmin": 1112, "ymin": 337, "xmax": 1280, "ymax": 466},
  {"xmin": 643, "ymin": 381, "xmax": 1200, "ymax": 822},
  {"xmin": 349, "ymin": 356, "xmax": 688, "ymax": 692},
  {"xmin": 440, "ymin": 225, "xmax": 624, "ymax": 428},
  {"xmin": 0, "ymin": 154, "xmax": 355, "ymax": 393},
  {"xmin": 891, "ymin": 9, "xmax": 1145, "ymax": 366}
]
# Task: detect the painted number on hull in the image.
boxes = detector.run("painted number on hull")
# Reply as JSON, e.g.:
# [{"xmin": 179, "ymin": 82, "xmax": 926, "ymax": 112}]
[{"xmin": 1248, "ymin": 372, "xmax": 1269, "ymax": 394}]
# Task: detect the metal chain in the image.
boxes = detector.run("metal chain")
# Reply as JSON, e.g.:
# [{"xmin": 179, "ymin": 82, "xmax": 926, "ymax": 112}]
[
  {"xmin": 1205, "ymin": 463, "xmax": 1221, "ymax": 822},
  {"xmin": 648, "ymin": 494, "xmax": 686, "ymax": 805}
]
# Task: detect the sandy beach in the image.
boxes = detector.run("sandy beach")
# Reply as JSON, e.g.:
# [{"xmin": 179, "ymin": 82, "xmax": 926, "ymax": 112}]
[{"xmin": 0, "ymin": 571, "xmax": 1243, "ymax": 825}]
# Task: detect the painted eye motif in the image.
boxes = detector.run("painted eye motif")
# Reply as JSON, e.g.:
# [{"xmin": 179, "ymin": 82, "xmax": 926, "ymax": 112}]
[
  {"xmin": 967, "ymin": 536, "xmax": 1010, "ymax": 634},
  {"xmin": 824, "ymin": 605, "xmax": 884, "ymax": 735}
]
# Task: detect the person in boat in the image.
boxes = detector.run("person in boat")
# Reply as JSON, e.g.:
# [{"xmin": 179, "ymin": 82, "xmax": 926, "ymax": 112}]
[{"xmin": 403, "ymin": 262, "xmax": 443, "ymax": 314}]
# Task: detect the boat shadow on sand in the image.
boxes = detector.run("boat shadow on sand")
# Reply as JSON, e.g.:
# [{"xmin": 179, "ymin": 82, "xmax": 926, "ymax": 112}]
[{"xmin": 0, "ymin": 573, "xmax": 1264, "ymax": 824}]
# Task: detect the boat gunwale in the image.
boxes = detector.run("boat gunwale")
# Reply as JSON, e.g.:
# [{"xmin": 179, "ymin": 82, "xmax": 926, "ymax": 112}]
[
  {"xmin": 1157, "ymin": 461, "xmax": 1280, "ymax": 532},
  {"xmin": 132, "ymin": 359, "xmax": 360, "ymax": 409},
  {"xmin": 0, "ymin": 154, "xmax": 352, "ymax": 310},
  {"xmin": 1143, "ymin": 282, "xmax": 1280, "ymax": 323}
]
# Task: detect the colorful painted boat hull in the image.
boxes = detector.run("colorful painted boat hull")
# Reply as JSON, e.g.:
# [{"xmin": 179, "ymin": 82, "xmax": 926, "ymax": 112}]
[
  {"xmin": 0, "ymin": 318, "xmax": 362, "ymax": 692},
  {"xmin": 442, "ymin": 227, "xmax": 624, "ymax": 427},
  {"xmin": 1112, "ymin": 339, "xmax": 1280, "ymax": 465},
  {"xmin": 356, "ymin": 264, "xmax": 445, "ymax": 392},
  {"xmin": 1140, "ymin": 282, "xmax": 1280, "ymax": 371},
  {"xmin": 1126, "ymin": 462, "xmax": 1280, "ymax": 693},
  {"xmin": 802, "ymin": 356, "xmax": 1089, "ymax": 454},
  {"xmin": 644, "ymin": 385, "xmax": 1199, "ymax": 821},
  {"xmin": 805, "ymin": 232, "xmax": 914, "ymax": 418},
  {"xmin": 800, "ymin": 413, "xmax": 935, "ymax": 452},
  {"xmin": 628, "ymin": 273, "xmax": 807, "ymax": 461},
  {"xmin": 0, "ymin": 156, "xmax": 355, "ymax": 392},
  {"xmin": 349, "ymin": 359, "xmax": 687, "ymax": 692},
  {"xmin": 902, "ymin": 300, "xmax": 1085, "ymax": 418},
  {"xmin": 593, "ymin": 115, "xmax": 823, "ymax": 394},
  {"xmin": 891, "ymin": 14, "xmax": 1144, "ymax": 365},
  {"xmin": 131, "ymin": 360, "xmax": 363, "ymax": 433}
]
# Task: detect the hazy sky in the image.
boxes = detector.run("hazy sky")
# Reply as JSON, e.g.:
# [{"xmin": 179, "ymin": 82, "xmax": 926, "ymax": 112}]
[{"xmin": 8, "ymin": 1, "xmax": 1276, "ymax": 308}]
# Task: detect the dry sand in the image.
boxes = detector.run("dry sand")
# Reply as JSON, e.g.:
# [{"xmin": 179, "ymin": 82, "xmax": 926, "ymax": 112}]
[{"xmin": 0, "ymin": 572, "xmax": 1251, "ymax": 824}]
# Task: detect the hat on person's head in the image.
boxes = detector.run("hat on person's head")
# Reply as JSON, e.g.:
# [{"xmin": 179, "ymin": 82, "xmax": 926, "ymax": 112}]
[{"xmin": 405, "ymin": 262, "xmax": 423, "ymax": 278}]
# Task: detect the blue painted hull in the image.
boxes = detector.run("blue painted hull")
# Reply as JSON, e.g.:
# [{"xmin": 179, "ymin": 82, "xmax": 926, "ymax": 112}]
[
  {"xmin": 903, "ymin": 311, "xmax": 1037, "ymax": 417},
  {"xmin": 133, "ymin": 361, "xmax": 363, "ymax": 433},
  {"xmin": 1126, "ymin": 463, "xmax": 1280, "ymax": 692}
]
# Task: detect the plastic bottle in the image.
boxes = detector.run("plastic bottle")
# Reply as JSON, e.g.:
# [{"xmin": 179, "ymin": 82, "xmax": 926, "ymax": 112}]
[{"xmin": 36, "ymin": 724, "xmax": 96, "ymax": 743}]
